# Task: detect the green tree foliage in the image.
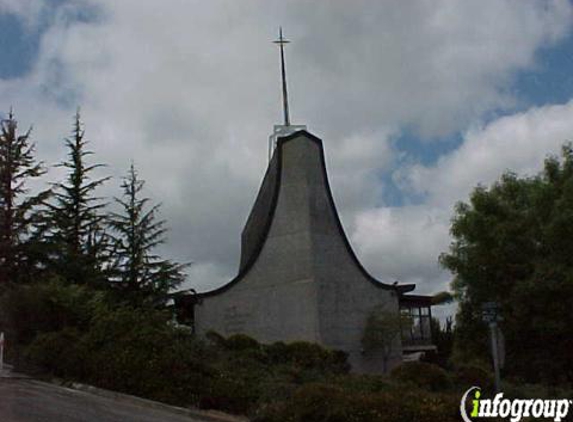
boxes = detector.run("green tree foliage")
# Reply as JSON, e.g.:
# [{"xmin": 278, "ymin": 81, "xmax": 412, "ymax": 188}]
[
  {"xmin": 1, "ymin": 278, "xmax": 490, "ymax": 421},
  {"xmin": 361, "ymin": 308, "xmax": 407, "ymax": 372},
  {"xmin": 0, "ymin": 278, "xmax": 97, "ymax": 349},
  {"xmin": 47, "ymin": 111, "xmax": 110, "ymax": 286},
  {"xmin": 440, "ymin": 144, "xmax": 573, "ymax": 384},
  {"xmin": 253, "ymin": 382, "xmax": 460, "ymax": 422},
  {"xmin": 2, "ymin": 281, "xmax": 211, "ymax": 403},
  {"xmin": 0, "ymin": 110, "xmax": 50, "ymax": 287},
  {"xmin": 108, "ymin": 164, "xmax": 186, "ymax": 303},
  {"xmin": 427, "ymin": 316, "xmax": 454, "ymax": 368},
  {"xmin": 390, "ymin": 361, "xmax": 451, "ymax": 391}
]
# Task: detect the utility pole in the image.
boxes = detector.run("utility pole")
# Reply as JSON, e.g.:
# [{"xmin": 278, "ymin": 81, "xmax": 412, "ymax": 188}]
[
  {"xmin": 0, "ymin": 332, "xmax": 4, "ymax": 372},
  {"xmin": 482, "ymin": 302, "xmax": 502, "ymax": 392}
]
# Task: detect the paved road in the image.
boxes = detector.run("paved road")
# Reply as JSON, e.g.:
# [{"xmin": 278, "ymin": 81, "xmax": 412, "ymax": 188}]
[{"xmin": 0, "ymin": 378, "xmax": 207, "ymax": 422}]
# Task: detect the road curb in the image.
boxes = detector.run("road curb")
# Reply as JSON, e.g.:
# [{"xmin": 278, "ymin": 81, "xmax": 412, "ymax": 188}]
[
  {"xmin": 0, "ymin": 366, "xmax": 31, "ymax": 379},
  {"xmin": 34, "ymin": 379, "xmax": 248, "ymax": 422}
]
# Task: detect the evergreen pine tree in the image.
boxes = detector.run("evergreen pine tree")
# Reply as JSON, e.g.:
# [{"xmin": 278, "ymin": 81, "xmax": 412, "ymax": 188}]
[
  {"xmin": 47, "ymin": 110, "xmax": 110, "ymax": 286},
  {"xmin": 109, "ymin": 164, "xmax": 186, "ymax": 303},
  {"xmin": 0, "ymin": 110, "xmax": 50, "ymax": 287}
]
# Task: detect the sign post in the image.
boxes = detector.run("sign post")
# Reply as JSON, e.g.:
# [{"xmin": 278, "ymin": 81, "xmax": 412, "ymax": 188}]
[
  {"xmin": 0, "ymin": 332, "xmax": 4, "ymax": 372},
  {"xmin": 482, "ymin": 302, "xmax": 503, "ymax": 393}
]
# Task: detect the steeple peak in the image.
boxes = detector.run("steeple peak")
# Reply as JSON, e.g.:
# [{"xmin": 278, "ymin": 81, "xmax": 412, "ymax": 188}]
[
  {"xmin": 273, "ymin": 27, "xmax": 291, "ymax": 127},
  {"xmin": 269, "ymin": 27, "xmax": 307, "ymax": 161}
]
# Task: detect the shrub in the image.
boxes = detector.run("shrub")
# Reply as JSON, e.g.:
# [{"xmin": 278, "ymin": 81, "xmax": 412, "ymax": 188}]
[
  {"xmin": 24, "ymin": 328, "xmax": 88, "ymax": 378},
  {"xmin": 5, "ymin": 281, "xmax": 472, "ymax": 421},
  {"xmin": 264, "ymin": 341, "xmax": 291, "ymax": 365},
  {"xmin": 79, "ymin": 304, "xmax": 214, "ymax": 405},
  {"xmin": 252, "ymin": 383, "xmax": 462, "ymax": 422},
  {"xmin": 22, "ymin": 299, "xmax": 215, "ymax": 407},
  {"xmin": 287, "ymin": 383, "xmax": 353, "ymax": 422},
  {"xmin": 205, "ymin": 330, "xmax": 227, "ymax": 348},
  {"xmin": 256, "ymin": 372, "xmax": 299, "ymax": 404},
  {"xmin": 196, "ymin": 338, "xmax": 350, "ymax": 415},
  {"xmin": 373, "ymin": 390, "xmax": 460, "ymax": 422},
  {"xmin": 329, "ymin": 374, "xmax": 391, "ymax": 394},
  {"xmin": 0, "ymin": 279, "xmax": 96, "ymax": 347},
  {"xmin": 199, "ymin": 335, "xmax": 273, "ymax": 414},
  {"xmin": 284, "ymin": 341, "xmax": 349, "ymax": 373},
  {"xmin": 453, "ymin": 363, "xmax": 494, "ymax": 391},
  {"xmin": 225, "ymin": 334, "xmax": 261, "ymax": 351},
  {"xmin": 503, "ymin": 381, "xmax": 573, "ymax": 401},
  {"xmin": 390, "ymin": 361, "xmax": 451, "ymax": 391},
  {"xmin": 200, "ymin": 368, "xmax": 263, "ymax": 414}
]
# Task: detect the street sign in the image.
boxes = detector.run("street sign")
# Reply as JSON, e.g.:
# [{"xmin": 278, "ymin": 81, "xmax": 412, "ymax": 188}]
[
  {"xmin": 497, "ymin": 328, "xmax": 505, "ymax": 369},
  {"xmin": 482, "ymin": 302, "xmax": 502, "ymax": 323},
  {"xmin": 0, "ymin": 332, "xmax": 4, "ymax": 372},
  {"xmin": 481, "ymin": 302, "xmax": 502, "ymax": 392}
]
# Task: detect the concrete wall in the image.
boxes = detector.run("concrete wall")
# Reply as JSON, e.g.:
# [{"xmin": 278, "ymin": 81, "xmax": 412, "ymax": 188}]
[
  {"xmin": 303, "ymin": 134, "xmax": 402, "ymax": 372},
  {"xmin": 194, "ymin": 131, "xmax": 403, "ymax": 372},
  {"xmin": 194, "ymin": 137, "xmax": 320, "ymax": 343}
]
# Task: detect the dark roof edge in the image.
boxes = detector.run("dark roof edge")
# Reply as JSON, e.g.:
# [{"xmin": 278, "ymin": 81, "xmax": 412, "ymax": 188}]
[
  {"xmin": 238, "ymin": 149, "xmax": 280, "ymax": 272},
  {"xmin": 399, "ymin": 294, "xmax": 434, "ymax": 305},
  {"xmin": 197, "ymin": 129, "xmax": 415, "ymax": 297}
]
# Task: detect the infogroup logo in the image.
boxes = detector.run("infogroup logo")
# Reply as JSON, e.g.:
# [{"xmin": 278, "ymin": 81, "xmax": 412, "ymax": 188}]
[{"xmin": 460, "ymin": 387, "xmax": 572, "ymax": 422}]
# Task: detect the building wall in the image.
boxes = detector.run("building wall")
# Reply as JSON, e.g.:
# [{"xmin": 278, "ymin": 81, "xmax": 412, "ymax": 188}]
[
  {"xmin": 194, "ymin": 132, "xmax": 403, "ymax": 372},
  {"xmin": 194, "ymin": 137, "xmax": 321, "ymax": 343},
  {"xmin": 304, "ymin": 134, "xmax": 403, "ymax": 372}
]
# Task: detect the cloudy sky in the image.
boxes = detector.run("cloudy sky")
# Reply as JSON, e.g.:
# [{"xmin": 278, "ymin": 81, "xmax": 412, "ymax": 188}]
[{"xmin": 2, "ymin": 0, "xmax": 573, "ymax": 315}]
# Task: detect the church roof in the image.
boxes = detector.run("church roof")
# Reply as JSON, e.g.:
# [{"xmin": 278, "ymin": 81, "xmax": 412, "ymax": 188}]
[{"xmin": 198, "ymin": 130, "xmax": 415, "ymax": 297}]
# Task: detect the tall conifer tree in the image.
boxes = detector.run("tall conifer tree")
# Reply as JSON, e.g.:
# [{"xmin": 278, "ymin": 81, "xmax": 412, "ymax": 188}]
[
  {"xmin": 48, "ymin": 110, "xmax": 110, "ymax": 286},
  {"xmin": 109, "ymin": 164, "xmax": 186, "ymax": 303},
  {"xmin": 0, "ymin": 110, "xmax": 50, "ymax": 287}
]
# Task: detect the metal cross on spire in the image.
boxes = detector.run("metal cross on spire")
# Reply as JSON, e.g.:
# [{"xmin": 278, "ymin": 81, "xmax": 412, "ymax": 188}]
[
  {"xmin": 268, "ymin": 27, "xmax": 306, "ymax": 162},
  {"xmin": 273, "ymin": 27, "xmax": 291, "ymax": 126}
]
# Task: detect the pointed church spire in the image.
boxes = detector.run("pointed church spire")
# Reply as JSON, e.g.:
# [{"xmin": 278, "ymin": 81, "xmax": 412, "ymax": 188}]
[
  {"xmin": 268, "ymin": 28, "xmax": 306, "ymax": 162},
  {"xmin": 273, "ymin": 27, "xmax": 291, "ymax": 126}
]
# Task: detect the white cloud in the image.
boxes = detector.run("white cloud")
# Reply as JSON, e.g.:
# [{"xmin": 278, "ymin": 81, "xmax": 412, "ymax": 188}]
[
  {"xmin": 353, "ymin": 206, "xmax": 450, "ymax": 292},
  {"xmin": 328, "ymin": 129, "xmax": 396, "ymax": 221},
  {"xmin": 0, "ymin": 0, "xmax": 572, "ymax": 300},
  {"xmin": 406, "ymin": 101, "xmax": 573, "ymax": 206},
  {"xmin": 354, "ymin": 100, "xmax": 573, "ymax": 297},
  {"xmin": 290, "ymin": 0, "xmax": 572, "ymax": 138}
]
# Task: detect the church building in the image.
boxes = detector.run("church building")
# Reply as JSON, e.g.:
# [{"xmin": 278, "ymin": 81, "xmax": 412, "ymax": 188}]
[{"xmin": 189, "ymin": 30, "xmax": 435, "ymax": 372}]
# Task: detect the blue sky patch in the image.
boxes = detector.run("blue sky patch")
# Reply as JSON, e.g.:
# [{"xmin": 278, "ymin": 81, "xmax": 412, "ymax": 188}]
[
  {"xmin": 515, "ymin": 30, "xmax": 573, "ymax": 108},
  {"xmin": 0, "ymin": 0, "xmax": 101, "ymax": 80}
]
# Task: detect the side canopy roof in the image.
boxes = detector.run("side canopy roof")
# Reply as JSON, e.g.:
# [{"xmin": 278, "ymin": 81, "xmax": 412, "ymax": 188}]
[{"xmin": 200, "ymin": 130, "xmax": 415, "ymax": 297}]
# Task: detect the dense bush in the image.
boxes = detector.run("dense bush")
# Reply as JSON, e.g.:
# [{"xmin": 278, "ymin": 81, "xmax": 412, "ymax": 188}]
[
  {"xmin": 453, "ymin": 363, "xmax": 494, "ymax": 391},
  {"xmin": 224, "ymin": 333, "xmax": 262, "ymax": 351},
  {"xmin": 25, "ymin": 328, "xmax": 88, "ymax": 378},
  {"xmin": 328, "ymin": 374, "xmax": 391, "ymax": 394},
  {"xmin": 3, "ymin": 282, "xmax": 353, "ymax": 415},
  {"xmin": 258, "ymin": 341, "xmax": 349, "ymax": 376},
  {"xmin": 0, "ymin": 279, "xmax": 95, "ymax": 346},
  {"xmin": 2, "ymin": 282, "xmax": 213, "ymax": 406},
  {"xmin": 390, "ymin": 361, "xmax": 451, "ymax": 391},
  {"xmin": 0, "ymin": 279, "xmax": 99, "ymax": 369},
  {"xmin": 5, "ymin": 281, "xmax": 545, "ymax": 420},
  {"xmin": 198, "ymin": 335, "xmax": 350, "ymax": 414},
  {"xmin": 252, "ymin": 382, "xmax": 461, "ymax": 422},
  {"xmin": 77, "ymin": 305, "xmax": 213, "ymax": 405}
]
